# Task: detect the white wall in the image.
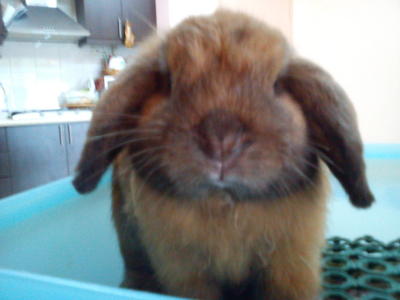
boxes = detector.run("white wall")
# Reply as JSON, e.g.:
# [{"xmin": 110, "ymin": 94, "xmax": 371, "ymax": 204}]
[
  {"xmin": 293, "ymin": 0, "xmax": 400, "ymax": 143},
  {"xmin": 156, "ymin": 0, "xmax": 219, "ymax": 32},
  {"xmin": 218, "ymin": 0, "xmax": 292, "ymax": 40},
  {"xmin": 156, "ymin": 0, "xmax": 292, "ymax": 39},
  {"xmin": 168, "ymin": 0, "xmax": 219, "ymax": 28}
]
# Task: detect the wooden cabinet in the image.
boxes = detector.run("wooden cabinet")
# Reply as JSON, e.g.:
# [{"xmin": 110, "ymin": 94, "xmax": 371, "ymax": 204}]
[
  {"xmin": 65, "ymin": 122, "xmax": 90, "ymax": 174},
  {"xmin": 75, "ymin": 0, "xmax": 156, "ymax": 46},
  {"xmin": 7, "ymin": 124, "xmax": 69, "ymax": 193},
  {"xmin": 0, "ymin": 178, "xmax": 12, "ymax": 198},
  {"xmin": 0, "ymin": 153, "xmax": 10, "ymax": 177},
  {"xmin": 0, "ymin": 128, "xmax": 7, "ymax": 153},
  {"xmin": 0, "ymin": 128, "xmax": 10, "ymax": 197},
  {"xmin": 0, "ymin": 5, "xmax": 7, "ymax": 45},
  {"xmin": 75, "ymin": 0, "xmax": 123, "ymax": 46},
  {"xmin": 120, "ymin": 0, "xmax": 156, "ymax": 42},
  {"xmin": 0, "ymin": 122, "xmax": 90, "ymax": 198}
]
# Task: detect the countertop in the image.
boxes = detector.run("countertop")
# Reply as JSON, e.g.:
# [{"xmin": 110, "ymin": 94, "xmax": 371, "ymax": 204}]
[{"xmin": 0, "ymin": 111, "xmax": 92, "ymax": 127}]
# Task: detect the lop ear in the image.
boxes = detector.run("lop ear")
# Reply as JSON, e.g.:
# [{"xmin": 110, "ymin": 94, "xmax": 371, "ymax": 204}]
[
  {"xmin": 281, "ymin": 58, "xmax": 374, "ymax": 208},
  {"xmin": 73, "ymin": 38, "xmax": 166, "ymax": 194}
]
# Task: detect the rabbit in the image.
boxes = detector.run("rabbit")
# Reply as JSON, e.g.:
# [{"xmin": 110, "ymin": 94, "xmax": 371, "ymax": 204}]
[{"xmin": 73, "ymin": 9, "xmax": 374, "ymax": 300}]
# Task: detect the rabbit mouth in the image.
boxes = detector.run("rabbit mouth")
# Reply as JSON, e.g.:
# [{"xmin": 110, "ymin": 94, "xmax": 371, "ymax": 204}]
[{"xmin": 130, "ymin": 149, "xmax": 320, "ymax": 202}]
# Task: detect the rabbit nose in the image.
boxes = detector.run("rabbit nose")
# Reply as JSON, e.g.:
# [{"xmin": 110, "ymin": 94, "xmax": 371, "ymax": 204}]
[{"xmin": 195, "ymin": 110, "xmax": 250, "ymax": 179}]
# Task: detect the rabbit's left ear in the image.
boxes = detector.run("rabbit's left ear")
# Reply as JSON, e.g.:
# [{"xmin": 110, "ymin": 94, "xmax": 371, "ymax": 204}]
[
  {"xmin": 72, "ymin": 37, "xmax": 167, "ymax": 194},
  {"xmin": 281, "ymin": 58, "xmax": 374, "ymax": 208}
]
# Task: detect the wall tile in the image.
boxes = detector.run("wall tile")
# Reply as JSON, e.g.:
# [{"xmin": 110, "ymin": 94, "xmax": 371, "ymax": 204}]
[
  {"xmin": 35, "ymin": 44, "xmax": 60, "ymax": 67},
  {"xmin": 11, "ymin": 72, "xmax": 37, "ymax": 85},
  {"xmin": 0, "ymin": 79, "xmax": 15, "ymax": 112},
  {"xmin": 0, "ymin": 65, "xmax": 12, "ymax": 82},
  {"xmin": 11, "ymin": 84, "xmax": 31, "ymax": 110},
  {"xmin": 7, "ymin": 42, "xmax": 37, "ymax": 74},
  {"xmin": 0, "ymin": 54, "xmax": 11, "ymax": 80},
  {"xmin": 10, "ymin": 57, "xmax": 36, "ymax": 74},
  {"xmin": 36, "ymin": 68, "xmax": 61, "ymax": 81},
  {"xmin": 0, "ymin": 41, "xmax": 107, "ymax": 110}
]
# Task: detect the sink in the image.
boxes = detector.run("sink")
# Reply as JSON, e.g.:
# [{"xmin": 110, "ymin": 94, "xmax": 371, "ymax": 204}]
[{"xmin": 11, "ymin": 112, "xmax": 42, "ymax": 120}]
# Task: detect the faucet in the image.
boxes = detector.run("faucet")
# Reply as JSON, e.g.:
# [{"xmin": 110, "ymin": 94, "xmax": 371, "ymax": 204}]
[{"xmin": 0, "ymin": 82, "xmax": 12, "ymax": 119}]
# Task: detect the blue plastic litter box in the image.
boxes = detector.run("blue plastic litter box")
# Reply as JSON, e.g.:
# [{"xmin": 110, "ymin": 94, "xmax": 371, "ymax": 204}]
[{"xmin": 0, "ymin": 144, "xmax": 399, "ymax": 300}]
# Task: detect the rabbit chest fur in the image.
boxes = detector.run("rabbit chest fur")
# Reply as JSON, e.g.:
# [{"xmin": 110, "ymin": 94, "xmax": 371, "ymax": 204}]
[{"xmin": 112, "ymin": 152, "xmax": 328, "ymax": 299}]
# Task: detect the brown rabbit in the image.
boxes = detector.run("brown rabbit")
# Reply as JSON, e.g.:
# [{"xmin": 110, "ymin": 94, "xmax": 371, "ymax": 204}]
[{"xmin": 73, "ymin": 10, "xmax": 374, "ymax": 300}]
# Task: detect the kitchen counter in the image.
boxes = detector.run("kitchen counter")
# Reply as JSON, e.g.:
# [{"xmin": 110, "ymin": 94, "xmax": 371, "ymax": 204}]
[{"xmin": 0, "ymin": 111, "xmax": 92, "ymax": 127}]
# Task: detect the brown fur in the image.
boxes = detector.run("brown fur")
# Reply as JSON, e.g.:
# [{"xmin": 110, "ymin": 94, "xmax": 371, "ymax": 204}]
[
  {"xmin": 73, "ymin": 9, "xmax": 374, "ymax": 300},
  {"xmin": 113, "ymin": 151, "xmax": 328, "ymax": 299}
]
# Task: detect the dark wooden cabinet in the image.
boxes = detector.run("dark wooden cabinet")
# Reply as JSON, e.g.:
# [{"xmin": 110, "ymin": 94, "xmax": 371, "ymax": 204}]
[
  {"xmin": 65, "ymin": 122, "xmax": 90, "ymax": 174},
  {"xmin": 0, "ymin": 128, "xmax": 7, "ymax": 153},
  {"xmin": 0, "ymin": 153, "xmax": 10, "ymax": 177},
  {"xmin": 7, "ymin": 124, "xmax": 69, "ymax": 193},
  {"xmin": 120, "ymin": 0, "xmax": 156, "ymax": 42},
  {"xmin": 75, "ymin": 0, "xmax": 156, "ymax": 46},
  {"xmin": 0, "ymin": 122, "xmax": 90, "ymax": 198},
  {"xmin": 75, "ymin": 0, "xmax": 123, "ymax": 45},
  {"xmin": 0, "ymin": 5, "xmax": 7, "ymax": 45},
  {"xmin": 0, "ymin": 128, "xmax": 11, "ymax": 197},
  {"xmin": 0, "ymin": 178, "xmax": 12, "ymax": 198}
]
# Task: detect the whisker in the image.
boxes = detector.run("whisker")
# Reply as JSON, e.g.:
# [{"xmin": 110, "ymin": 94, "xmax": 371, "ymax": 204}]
[
  {"xmin": 89, "ymin": 112, "xmax": 165, "ymax": 129},
  {"xmin": 308, "ymin": 142, "xmax": 341, "ymax": 171},
  {"xmin": 74, "ymin": 135, "xmax": 161, "ymax": 176},
  {"xmin": 309, "ymin": 141, "xmax": 330, "ymax": 152},
  {"xmin": 120, "ymin": 146, "xmax": 172, "ymax": 173},
  {"xmin": 291, "ymin": 164, "xmax": 316, "ymax": 188},
  {"xmin": 114, "ymin": 143, "xmax": 176, "ymax": 185},
  {"xmin": 95, "ymin": 135, "xmax": 161, "ymax": 154},
  {"xmin": 86, "ymin": 127, "xmax": 161, "ymax": 142},
  {"xmin": 74, "ymin": 144, "xmax": 167, "ymax": 190},
  {"xmin": 133, "ymin": 160, "xmax": 168, "ymax": 201},
  {"xmin": 129, "ymin": 145, "xmax": 170, "ymax": 161},
  {"xmin": 312, "ymin": 149, "xmax": 340, "ymax": 171},
  {"xmin": 300, "ymin": 158, "xmax": 318, "ymax": 169}
]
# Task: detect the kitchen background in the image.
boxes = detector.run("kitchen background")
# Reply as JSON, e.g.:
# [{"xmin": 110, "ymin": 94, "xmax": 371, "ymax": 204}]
[
  {"xmin": 0, "ymin": 0, "xmax": 148, "ymax": 112},
  {"xmin": 0, "ymin": 0, "xmax": 399, "ymax": 198},
  {"xmin": 0, "ymin": 41, "xmax": 105, "ymax": 111}
]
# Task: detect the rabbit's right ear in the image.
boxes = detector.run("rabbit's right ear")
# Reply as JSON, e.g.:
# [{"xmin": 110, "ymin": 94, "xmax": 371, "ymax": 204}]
[
  {"xmin": 280, "ymin": 58, "xmax": 374, "ymax": 208},
  {"xmin": 73, "ymin": 38, "xmax": 167, "ymax": 194}
]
